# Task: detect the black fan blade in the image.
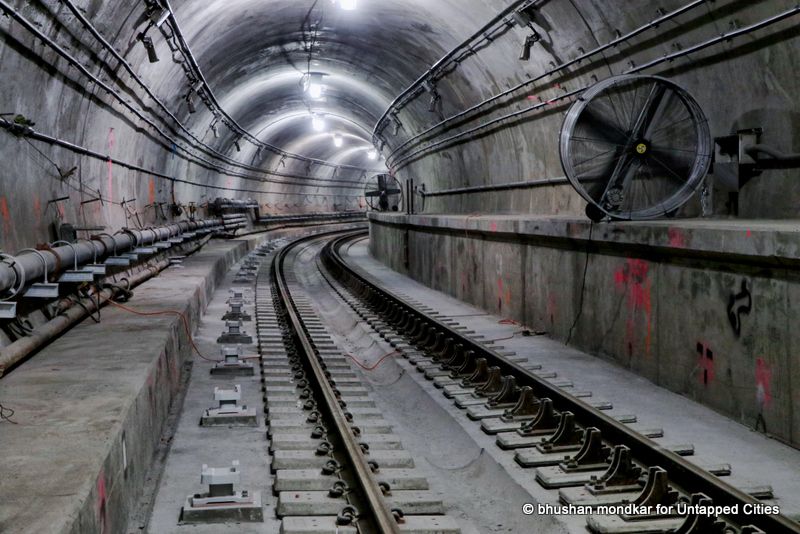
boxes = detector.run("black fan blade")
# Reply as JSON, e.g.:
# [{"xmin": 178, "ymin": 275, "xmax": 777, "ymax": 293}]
[
  {"xmin": 646, "ymin": 149, "xmax": 694, "ymax": 184},
  {"xmin": 377, "ymin": 174, "xmax": 389, "ymax": 190},
  {"xmin": 576, "ymin": 106, "xmax": 630, "ymax": 147}
]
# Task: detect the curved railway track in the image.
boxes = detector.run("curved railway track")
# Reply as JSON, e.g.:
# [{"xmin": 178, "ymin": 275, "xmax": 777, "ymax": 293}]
[
  {"xmin": 260, "ymin": 229, "xmax": 461, "ymax": 533},
  {"xmin": 312, "ymin": 229, "xmax": 800, "ymax": 534}
]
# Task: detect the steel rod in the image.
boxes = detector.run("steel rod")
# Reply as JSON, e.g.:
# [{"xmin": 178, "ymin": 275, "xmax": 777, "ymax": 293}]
[{"xmin": 0, "ymin": 219, "xmax": 220, "ymax": 294}]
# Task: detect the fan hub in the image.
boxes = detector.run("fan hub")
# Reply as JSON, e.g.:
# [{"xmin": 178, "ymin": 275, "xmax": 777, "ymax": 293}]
[{"xmin": 559, "ymin": 74, "xmax": 712, "ymax": 220}]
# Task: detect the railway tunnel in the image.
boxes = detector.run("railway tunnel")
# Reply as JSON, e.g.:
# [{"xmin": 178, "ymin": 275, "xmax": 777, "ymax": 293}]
[{"xmin": 1, "ymin": 0, "xmax": 799, "ymax": 532}]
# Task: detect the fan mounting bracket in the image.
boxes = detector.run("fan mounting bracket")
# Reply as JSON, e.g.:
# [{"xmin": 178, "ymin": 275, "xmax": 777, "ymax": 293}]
[{"xmin": 713, "ymin": 128, "xmax": 762, "ymax": 192}]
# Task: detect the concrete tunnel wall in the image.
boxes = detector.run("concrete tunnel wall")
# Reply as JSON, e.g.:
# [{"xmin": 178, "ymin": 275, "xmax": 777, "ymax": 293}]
[
  {"xmin": 369, "ymin": 214, "xmax": 800, "ymax": 449},
  {"xmin": 1, "ymin": 0, "xmax": 799, "ymax": 446},
  {"xmin": 6, "ymin": 1, "xmax": 796, "ymax": 255}
]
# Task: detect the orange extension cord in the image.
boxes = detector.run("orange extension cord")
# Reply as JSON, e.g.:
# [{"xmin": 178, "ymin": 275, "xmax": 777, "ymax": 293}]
[
  {"xmin": 106, "ymin": 299, "xmax": 223, "ymax": 362},
  {"xmin": 345, "ymin": 350, "xmax": 400, "ymax": 371}
]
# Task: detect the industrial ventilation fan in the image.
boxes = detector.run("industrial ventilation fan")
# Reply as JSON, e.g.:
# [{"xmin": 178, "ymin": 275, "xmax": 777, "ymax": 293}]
[
  {"xmin": 560, "ymin": 75, "xmax": 713, "ymax": 221},
  {"xmin": 364, "ymin": 173, "xmax": 403, "ymax": 212}
]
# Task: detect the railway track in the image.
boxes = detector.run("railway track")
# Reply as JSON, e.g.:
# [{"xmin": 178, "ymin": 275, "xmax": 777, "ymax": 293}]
[
  {"xmin": 256, "ymin": 230, "xmax": 462, "ymax": 533},
  {"xmin": 312, "ymin": 229, "xmax": 800, "ymax": 534}
]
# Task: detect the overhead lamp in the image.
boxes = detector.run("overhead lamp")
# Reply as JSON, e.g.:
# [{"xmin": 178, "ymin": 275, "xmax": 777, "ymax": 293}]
[
  {"xmin": 339, "ymin": 0, "xmax": 357, "ymax": 10},
  {"xmin": 304, "ymin": 72, "xmax": 326, "ymax": 100},
  {"xmin": 333, "ymin": 134, "xmax": 343, "ymax": 147},
  {"xmin": 186, "ymin": 92, "xmax": 196, "ymax": 114},
  {"xmin": 367, "ymin": 149, "xmax": 377, "ymax": 160},
  {"xmin": 519, "ymin": 32, "xmax": 541, "ymax": 61},
  {"xmin": 311, "ymin": 114, "xmax": 326, "ymax": 132},
  {"xmin": 137, "ymin": 32, "xmax": 159, "ymax": 63}
]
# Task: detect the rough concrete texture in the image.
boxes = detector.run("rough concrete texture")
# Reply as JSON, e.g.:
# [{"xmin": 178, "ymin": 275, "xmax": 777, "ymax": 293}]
[
  {"xmin": 146, "ymin": 254, "xmax": 280, "ymax": 533},
  {"xmin": 345, "ymin": 236, "xmax": 800, "ymax": 523},
  {"xmin": 2, "ymin": 0, "xmax": 799, "ymax": 258},
  {"xmin": 369, "ymin": 212, "xmax": 800, "ymax": 449},
  {"xmin": 0, "ymin": 223, "xmax": 340, "ymax": 534},
  {"xmin": 0, "ymin": 238, "xmax": 250, "ymax": 534},
  {"xmin": 289, "ymin": 235, "xmax": 568, "ymax": 534}
]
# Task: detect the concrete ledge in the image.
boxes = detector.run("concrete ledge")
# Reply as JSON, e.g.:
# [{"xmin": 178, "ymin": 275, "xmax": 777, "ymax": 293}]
[
  {"xmin": 0, "ymin": 238, "xmax": 255, "ymax": 534},
  {"xmin": 368, "ymin": 213, "xmax": 800, "ymax": 448},
  {"xmin": 369, "ymin": 212, "xmax": 800, "ymax": 266}
]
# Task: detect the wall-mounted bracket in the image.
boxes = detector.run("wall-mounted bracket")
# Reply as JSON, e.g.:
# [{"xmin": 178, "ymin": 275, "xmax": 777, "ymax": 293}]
[{"xmin": 713, "ymin": 128, "xmax": 762, "ymax": 192}]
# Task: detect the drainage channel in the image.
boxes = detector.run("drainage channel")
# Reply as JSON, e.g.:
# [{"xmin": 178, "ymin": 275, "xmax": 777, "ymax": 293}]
[
  {"xmin": 260, "ymin": 230, "xmax": 463, "ymax": 533},
  {"xmin": 318, "ymin": 230, "xmax": 799, "ymax": 534}
]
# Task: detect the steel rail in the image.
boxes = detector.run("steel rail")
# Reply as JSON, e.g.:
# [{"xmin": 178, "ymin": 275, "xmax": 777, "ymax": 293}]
[
  {"xmin": 0, "ymin": 218, "xmax": 221, "ymax": 294},
  {"xmin": 0, "ymin": 119, "xmax": 363, "ymax": 196},
  {"xmin": 322, "ymin": 230, "xmax": 800, "ymax": 534},
  {"xmin": 272, "ymin": 231, "xmax": 401, "ymax": 534}
]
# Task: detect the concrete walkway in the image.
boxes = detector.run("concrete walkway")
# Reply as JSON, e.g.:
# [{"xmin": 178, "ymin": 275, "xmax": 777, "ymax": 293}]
[
  {"xmin": 0, "ymin": 238, "xmax": 250, "ymax": 534},
  {"xmin": 343, "ymin": 236, "xmax": 800, "ymax": 522}
]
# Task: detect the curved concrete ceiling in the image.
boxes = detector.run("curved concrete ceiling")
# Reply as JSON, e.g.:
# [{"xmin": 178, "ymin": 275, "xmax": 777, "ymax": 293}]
[
  {"xmin": 164, "ymin": 0, "xmax": 474, "ymax": 173},
  {"xmin": 1, "ymin": 0, "xmax": 798, "ymax": 253}
]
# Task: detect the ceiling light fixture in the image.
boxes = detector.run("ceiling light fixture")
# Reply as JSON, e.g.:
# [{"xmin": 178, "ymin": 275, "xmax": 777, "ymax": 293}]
[
  {"xmin": 312, "ymin": 114, "xmax": 326, "ymax": 132},
  {"xmin": 186, "ymin": 92, "xmax": 196, "ymax": 114},
  {"xmin": 339, "ymin": 0, "xmax": 357, "ymax": 10},
  {"xmin": 137, "ymin": 32, "xmax": 159, "ymax": 63},
  {"xmin": 303, "ymin": 72, "xmax": 326, "ymax": 100},
  {"xmin": 367, "ymin": 149, "xmax": 378, "ymax": 160},
  {"xmin": 333, "ymin": 134, "xmax": 343, "ymax": 147}
]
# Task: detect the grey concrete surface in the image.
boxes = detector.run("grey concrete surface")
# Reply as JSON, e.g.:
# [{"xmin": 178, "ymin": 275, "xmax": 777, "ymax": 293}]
[
  {"xmin": 0, "ymin": 238, "xmax": 250, "ymax": 534},
  {"xmin": 346, "ymin": 237, "xmax": 800, "ymax": 522},
  {"xmin": 145, "ymin": 252, "xmax": 280, "ymax": 534},
  {"xmin": 369, "ymin": 212, "xmax": 800, "ymax": 448},
  {"xmin": 2, "ymin": 0, "xmax": 799, "ymax": 259},
  {"xmin": 291, "ymin": 235, "xmax": 569, "ymax": 534}
]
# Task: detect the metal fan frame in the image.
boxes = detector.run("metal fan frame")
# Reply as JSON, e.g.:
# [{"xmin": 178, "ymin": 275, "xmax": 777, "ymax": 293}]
[
  {"xmin": 363, "ymin": 173, "xmax": 404, "ymax": 212},
  {"xmin": 560, "ymin": 74, "xmax": 712, "ymax": 221}
]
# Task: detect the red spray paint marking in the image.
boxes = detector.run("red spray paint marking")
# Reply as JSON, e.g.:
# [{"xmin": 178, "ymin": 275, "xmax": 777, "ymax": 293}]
[
  {"xmin": 490, "ymin": 221, "xmax": 498, "ymax": 232},
  {"xmin": 148, "ymin": 177, "xmax": 156, "ymax": 205},
  {"xmin": 667, "ymin": 227, "xmax": 686, "ymax": 248},
  {"xmin": 0, "ymin": 196, "xmax": 10, "ymax": 236},
  {"xmin": 746, "ymin": 229, "xmax": 752, "ymax": 238},
  {"xmin": 96, "ymin": 469, "xmax": 109, "ymax": 534},
  {"xmin": 107, "ymin": 128, "xmax": 115, "ymax": 204},
  {"xmin": 696, "ymin": 342, "xmax": 715, "ymax": 385},
  {"xmin": 614, "ymin": 259, "xmax": 652, "ymax": 356},
  {"xmin": 33, "ymin": 196, "xmax": 42, "ymax": 222},
  {"xmin": 755, "ymin": 357, "xmax": 772, "ymax": 407},
  {"xmin": 546, "ymin": 292, "xmax": 557, "ymax": 327}
]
